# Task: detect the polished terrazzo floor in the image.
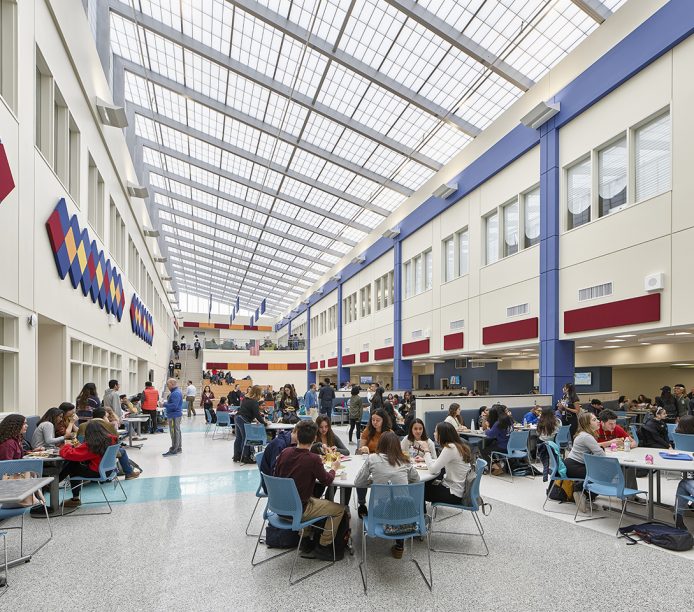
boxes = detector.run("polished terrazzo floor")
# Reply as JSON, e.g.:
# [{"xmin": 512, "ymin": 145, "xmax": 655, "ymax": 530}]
[{"xmin": 2, "ymin": 416, "xmax": 693, "ymax": 610}]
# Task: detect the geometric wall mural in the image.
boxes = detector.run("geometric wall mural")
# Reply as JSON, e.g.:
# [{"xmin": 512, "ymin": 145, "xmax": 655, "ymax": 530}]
[
  {"xmin": 130, "ymin": 294, "xmax": 154, "ymax": 345},
  {"xmin": 46, "ymin": 198, "xmax": 125, "ymax": 320}
]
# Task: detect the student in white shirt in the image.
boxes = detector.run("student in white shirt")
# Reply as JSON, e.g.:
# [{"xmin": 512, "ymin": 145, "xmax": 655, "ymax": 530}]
[
  {"xmin": 422, "ymin": 422, "xmax": 473, "ymax": 505},
  {"xmin": 401, "ymin": 418, "xmax": 437, "ymax": 460},
  {"xmin": 444, "ymin": 403, "xmax": 469, "ymax": 433},
  {"xmin": 185, "ymin": 380, "xmax": 197, "ymax": 417}
]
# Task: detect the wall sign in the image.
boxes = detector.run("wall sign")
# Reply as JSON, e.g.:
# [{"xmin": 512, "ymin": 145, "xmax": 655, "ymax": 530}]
[
  {"xmin": 46, "ymin": 198, "xmax": 125, "ymax": 320},
  {"xmin": 130, "ymin": 294, "xmax": 154, "ymax": 345}
]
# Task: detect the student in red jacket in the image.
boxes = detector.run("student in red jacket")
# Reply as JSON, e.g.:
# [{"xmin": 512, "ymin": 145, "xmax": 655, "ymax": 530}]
[{"xmin": 59, "ymin": 420, "xmax": 118, "ymax": 507}]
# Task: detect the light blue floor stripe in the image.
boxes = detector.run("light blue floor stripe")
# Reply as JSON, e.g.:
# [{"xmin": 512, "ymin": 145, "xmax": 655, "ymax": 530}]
[{"xmin": 79, "ymin": 470, "xmax": 259, "ymax": 505}]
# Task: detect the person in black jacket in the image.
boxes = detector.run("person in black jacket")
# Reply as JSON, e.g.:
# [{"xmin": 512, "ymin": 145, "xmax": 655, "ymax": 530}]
[
  {"xmin": 233, "ymin": 385, "xmax": 268, "ymax": 464},
  {"xmin": 227, "ymin": 385, "xmax": 242, "ymax": 407},
  {"xmin": 656, "ymin": 386, "xmax": 677, "ymax": 422},
  {"xmin": 370, "ymin": 387, "xmax": 385, "ymax": 414},
  {"xmin": 318, "ymin": 377, "xmax": 335, "ymax": 420},
  {"xmin": 640, "ymin": 407, "xmax": 671, "ymax": 449}
]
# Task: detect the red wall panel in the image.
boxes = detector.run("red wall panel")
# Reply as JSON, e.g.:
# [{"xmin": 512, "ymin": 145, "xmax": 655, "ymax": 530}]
[
  {"xmin": 374, "ymin": 346, "xmax": 394, "ymax": 360},
  {"xmin": 360, "ymin": 351, "xmax": 369, "ymax": 363},
  {"xmin": 327, "ymin": 357, "xmax": 338, "ymax": 367},
  {"xmin": 342, "ymin": 354, "xmax": 356, "ymax": 365},
  {"xmin": 287, "ymin": 363, "xmax": 307, "ymax": 371},
  {"xmin": 483, "ymin": 317, "xmax": 538, "ymax": 345},
  {"xmin": 248, "ymin": 363, "xmax": 269, "ymax": 370},
  {"xmin": 320, "ymin": 360, "xmax": 325, "ymax": 368},
  {"xmin": 310, "ymin": 361, "xmax": 318, "ymax": 370},
  {"xmin": 564, "ymin": 293, "xmax": 660, "ymax": 333},
  {"xmin": 402, "ymin": 338, "xmax": 430, "ymax": 357},
  {"xmin": 443, "ymin": 332, "xmax": 464, "ymax": 351}
]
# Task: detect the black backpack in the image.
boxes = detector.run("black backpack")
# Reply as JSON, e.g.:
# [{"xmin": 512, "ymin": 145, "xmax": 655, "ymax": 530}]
[
  {"xmin": 265, "ymin": 524, "xmax": 300, "ymax": 549},
  {"xmin": 619, "ymin": 522, "xmax": 694, "ymax": 551}
]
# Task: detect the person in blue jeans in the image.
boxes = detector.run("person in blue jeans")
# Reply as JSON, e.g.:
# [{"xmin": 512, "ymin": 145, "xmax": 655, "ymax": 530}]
[
  {"xmin": 162, "ymin": 378, "xmax": 183, "ymax": 457},
  {"xmin": 318, "ymin": 378, "xmax": 335, "ymax": 421},
  {"xmin": 233, "ymin": 385, "xmax": 268, "ymax": 464},
  {"xmin": 674, "ymin": 415, "xmax": 694, "ymax": 529}
]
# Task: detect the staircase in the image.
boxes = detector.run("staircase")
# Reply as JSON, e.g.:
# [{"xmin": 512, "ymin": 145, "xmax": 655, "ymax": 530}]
[{"xmin": 175, "ymin": 347, "xmax": 204, "ymax": 404}]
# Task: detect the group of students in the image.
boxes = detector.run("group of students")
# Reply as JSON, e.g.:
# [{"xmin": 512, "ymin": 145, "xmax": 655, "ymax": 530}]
[{"xmin": 260, "ymin": 413, "xmax": 475, "ymax": 560}]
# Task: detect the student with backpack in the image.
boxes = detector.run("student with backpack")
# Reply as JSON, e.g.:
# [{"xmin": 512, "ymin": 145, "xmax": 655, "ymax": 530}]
[{"xmin": 536, "ymin": 407, "xmax": 562, "ymax": 481}]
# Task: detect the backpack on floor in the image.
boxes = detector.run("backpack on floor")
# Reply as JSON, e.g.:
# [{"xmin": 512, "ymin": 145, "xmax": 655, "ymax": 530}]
[
  {"xmin": 619, "ymin": 522, "xmax": 694, "ymax": 551},
  {"xmin": 312, "ymin": 510, "xmax": 353, "ymax": 560},
  {"xmin": 265, "ymin": 524, "xmax": 300, "ymax": 549},
  {"xmin": 548, "ymin": 479, "xmax": 574, "ymax": 502}
]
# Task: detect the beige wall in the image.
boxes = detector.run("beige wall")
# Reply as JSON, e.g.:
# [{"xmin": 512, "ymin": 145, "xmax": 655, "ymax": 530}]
[{"xmin": 612, "ymin": 367, "xmax": 690, "ymax": 402}]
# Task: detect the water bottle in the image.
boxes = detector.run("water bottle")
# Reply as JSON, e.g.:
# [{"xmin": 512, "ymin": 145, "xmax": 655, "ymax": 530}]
[
  {"xmin": 470, "ymin": 418, "xmax": 476, "ymax": 431},
  {"xmin": 409, "ymin": 445, "xmax": 418, "ymax": 461},
  {"xmin": 624, "ymin": 437, "xmax": 631, "ymax": 452}
]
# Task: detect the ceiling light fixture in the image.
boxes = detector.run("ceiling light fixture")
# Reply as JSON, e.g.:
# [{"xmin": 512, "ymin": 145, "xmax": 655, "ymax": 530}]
[
  {"xmin": 606, "ymin": 339, "xmax": 625, "ymax": 343},
  {"xmin": 382, "ymin": 227, "xmax": 400, "ymax": 239},
  {"xmin": 615, "ymin": 334, "xmax": 636, "ymax": 338},
  {"xmin": 95, "ymin": 98, "xmax": 128, "ymax": 128},
  {"xmin": 127, "ymin": 182, "xmax": 149, "ymax": 198},
  {"xmin": 143, "ymin": 228, "xmax": 160, "ymax": 238},
  {"xmin": 153, "ymin": 257, "xmax": 167, "ymax": 263},
  {"xmin": 667, "ymin": 332, "xmax": 692, "ymax": 336},
  {"xmin": 331, "ymin": 274, "xmax": 341, "ymax": 282},
  {"xmin": 520, "ymin": 100, "xmax": 560, "ymax": 129},
  {"xmin": 432, "ymin": 181, "xmax": 458, "ymax": 199},
  {"xmin": 576, "ymin": 345, "xmax": 593, "ymax": 349},
  {"xmin": 351, "ymin": 255, "xmax": 366, "ymax": 264}
]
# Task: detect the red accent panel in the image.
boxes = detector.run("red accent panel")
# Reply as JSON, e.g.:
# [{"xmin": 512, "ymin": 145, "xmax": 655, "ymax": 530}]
[
  {"xmin": 374, "ymin": 346, "xmax": 394, "ymax": 361},
  {"xmin": 360, "ymin": 351, "xmax": 369, "ymax": 363},
  {"xmin": 182, "ymin": 322, "xmax": 197, "ymax": 328},
  {"xmin": 320, "ymin": 360, "xmax": 325, "ymax": 368},
  {"xmin": 206, "ymin": 362, "xmax": 227, "ymax": 369},
  {"xmin": 402, "ymin": 338, "xmax": 430, "ymax": 357},
  {"xmin": 309, "ymin": 361, "xmax": 318, "ymax": 370},
  {"xmin": 0, "ymin": 143, "xmax": 15, "ymax": 204},
  {"xmin": 327, "ymin": 357, "xmax": 338, "ymax": 367},
  {"xmin": 443, "ymin": 332, "xmax": 464, "ymax": 351},
  {"xmin": 248, "ymin": 363, "xmax": 268, "ymax": 370},
  {"xmin": 564, "ymin": 293, "xmax": 661, "ymax": 333},
  {"xmin": 483, "ymin": 317, "xmax": 538, "ymax": 345},
  {"xmin": 287, "ymin": 363, "xmax": 307, "ymax": 371},
  {"xmin": 342, "ymin": 354, "xmax": 356, "ymax": 365},
  {"xmin": 214, "ymin": 323, "xmax": 227, "ymax": 329}
]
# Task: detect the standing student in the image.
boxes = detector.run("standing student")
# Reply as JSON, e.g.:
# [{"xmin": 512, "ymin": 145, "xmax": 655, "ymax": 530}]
[
  {"xmin": 303, "ymin": 383, "xmax": 318, "ymax": 414},
  {"xmin": 201, "ymin": 385, "xmax": 216, "ymax": 423},
  {"xmin": 141, "ymin": 381, "xmax": 160, "ymax": 434},
  {"xmin": 168, "ymin": 360, "xmax": 175, "ymax": 378},
  {"xmin": 194, "ymin": 338, "xmax": 201, "ymax": 359},
  {"xmin": 227, "ymin": 384, "xmax": 242, "ymax": 407},
  {"xmin": 75, "ymin": 382, "xmax": 100, "ymax": 424},
  {"xmin": 318, "ymin": 377, "xmax": 335, "ymax": 420},
  {"xmin": 103, "ymin": 380, "xmax": 122, "ymax": 421},
  {"xmin": 162, "ymin": 378, "xmax": 183, "ymax": 457},
  {"xmin": 557, "ymin": 382, "xmax": 581, "ymax": 436},
  {"xmin": 348, "ymin": 385, "xmax": 363, "ymax": 445},
  {"xmin": 233, "ymin": 385, "xmax": 268, "ymax": 464},
  {"xmin": 354, "ymin": 431, "xmax": 420, "ymax": 559},
  {"xmin": 422, "ymin": 422, "xmax": 473, "ymax": 505},
  {"xmin": 369, "ymin": 386, "xmax": 385, "ymax": 414},
  {"xmin": 185, "ymin": 380, "xmax": 197, "ymax": 417}
]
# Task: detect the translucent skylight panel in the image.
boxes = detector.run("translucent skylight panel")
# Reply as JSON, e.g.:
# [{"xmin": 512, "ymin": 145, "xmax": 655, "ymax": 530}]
[
  {"xmin": 224, "ymin": 120, "xmax": 261, "ymax": 153},
  {"xmin": 319, "ymin": 218, "xmax": 344, "ymax": 234},
  {"xmin": 226, "ymin": 73, "xmax": 271, "ymax": 122},
  {"xmin": 341, "ymin": 227, "xmax": 368, "ymax": 242},
  {"xmin": 317, "ymin": 161, "xmax": 356, "ymax": 191},
  {"xmin": 302, "ymin": 113, "xmax": 346, "ymax": 151},
  {"xmin": 158, "ymin": 209, "xmax": 174, "ymax": 223},
  {"xmin": 270, "ymin": 140, "xmax": 295, "ymax": 168},
  {"xmin": 189, "ymin": 164, "xmax": 219, "ymax": 190},
  {"xmin": 181, "ymin": 0, "xmax": 234, "ymax": 55},
  {"xmin": 290, "ymin": 226, "xmax": 312, "ymax": 241},
  {"xmin": 454, "ymin": 74, "xmax": 522, "ymax": 130},
  {"xmin": 281, "ymin": 177, "xmax": 312, "ymax": 202},
  {"xmin": 289, "ymin": 0, "xmax": 347, "ymax": 46},
  {"xmin": 263, "ymin": 94, "xmax": 308, "ymax": 137},
  {"xmin": 158, "ymin": 123, "xmax": 189, "ymax": 154},
  {"xmin": 135, "ymin": 114, "xmax": 158, "ymax": 142},
  {"xmin": 328, "ymin": 199, "xmax": 360, "ymax": 219},
  {"xmin": 161, "ymin": 176, "xmax": 192, "ymax": 199},
  {"xmin": 303, "ymin": 190, "xmax": 337, "ymax": 210},
  {"xmin": 231, "ymin": 10, "xmax": 283, "ymax": 77},
  {"xmin": 331, "ymin": 130, "xmax": 378, "ymax": 166},
  {"xmin": 143, "ymin": 27, "xmax": 185, "ymax": 84},
  {"xmin": 250, "ymin": 165, "xmax": 283, "ymax": 192},
  {"xmin": 187, "ymin": 99, "xmax": 225, "ymax": 140},
  {"xmin": 217, "ymin": 198, "xmax": 244, "ymax": 217},
  {"xmin": 418, "ymin": 52, "xmax": 487, "ymax": 111},
  {"xmin": 189, "ymin": 136, "xmax": 221, "ymax": 167},
  {"xmin": 371, "ymin": 188, "xmax": 404, "ymax": 212},
  {"xmin": 341, "ymin": 0, "xmax": 405, "ymax": 68},
  {"xmin": 256, "ymin": 244, "xmax": 276, "ymax": 257},
  {"xmin": 419, "ymin": 123, "xmax": 472, "ymax": 164},
  {"xmin": 148, "ymin": 173, "xmax": 167, "ymax": 190},
  {"xmin": 252, "ymin": 211, "xmax": 268, "ymax": 225},
  {"xmin": 391, "ymin": 160, "xmax": 435, "ymax": 191},
  {"xmin": 162, "ymin": 153, "xmax": 190, "ymax": 179},
  {"xmin": 110, "ymin": 13, "xmax": 143, "ymax": 65},
  {"xmin": 315, "ymin": 63, "xmax": 370, "ymax": 117},
  {"xmin": 273, "ymin": 200, "xmax": 298, "ymax": 218},
  {"xmin": 184, "ymin": 51, "xmax": 227, "ymax": 104},
  {"xmin": 343, "ymin": 174, "xmax": 380, "ymax": 201},
  {"xmin": 190, "ymin": 188, "xmax": 217, "ymax": 209},
  {"xmin": 273, "ymin": 40, "xmax": 328, "ymax": 99},
  {"xmin": 294, "ymin": 207, "xmax": 325, "ymax": 227},
  {"xmin": 362, "ymin": 145, "xmax": 407, "ymax": 177},
  {"xmin": 124, "ymin": 72, "xmax": 154, "ymax": 109},
  {"xmin": 220, "ymin": 151, "xmax": 254, "ymax": 181},
  {"xmin": 288, "ymin": 149, "xmax": 326, "ymax": 180},
  {"xmin": 153, "ymin": 84, "xmax": 187, "ymax": 124},
  {"xmin": 139, "ymin": 0, "xmax": 181, "ymax": 30},
  {"xmin": 386, "ymin": 106, "xmax": 439, "ymax": 150},
  {"xmin": 218, "ymin": 177, "xmax": 248, "ymax": 201},
  {"xmin": 191, "ymin": 206, "xmax": 217, "ymax": 224},
  {"xmin": 308, "ymin": 234, "xmax": 331, "ymax": 248},
  {"xmin": 416, "ymin": 0, "xmax": 482, "ymax": 31},
  {"xmin": 266, "ymin": 217, "xmax": 291, "ymax": 233},
  {"xmin": 351, "ymin": 85, "xmax": 406, "ymax": 134}
]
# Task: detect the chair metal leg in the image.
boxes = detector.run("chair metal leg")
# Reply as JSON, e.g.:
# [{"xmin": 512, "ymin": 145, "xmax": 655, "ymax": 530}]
[
  {"xmin": 359, "ymin": 523, "xmax": 368, "ymax": 593},
  {"xmin": 410, "ymin": 534, "xmax": 433, "ymax": 591},
  {"xmin": 287, "ymin": 517, "xmax": 335, "ymax": 586},
  {"xmin": 19, "ymin": 514, "xmax": 23, "ymax": 558},
  {"xmin": 574, "ymin": 491, "xmax": 606, "ymax": 524},
  {"xmin": 429, "ymin": 506, "xmax": 489, "ymax": 556},
  {"xmin": 245, "ymin": 497, "xmax": 262, "ymax": 536}
]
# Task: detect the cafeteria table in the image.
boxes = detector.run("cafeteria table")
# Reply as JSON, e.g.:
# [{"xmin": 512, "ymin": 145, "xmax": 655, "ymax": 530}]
[{"xmin": 123, "ymin": 414, "xmax": 151, "ymax": 449}]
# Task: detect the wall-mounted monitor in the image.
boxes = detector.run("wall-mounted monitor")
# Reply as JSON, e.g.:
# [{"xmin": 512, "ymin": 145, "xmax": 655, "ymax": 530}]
[
  {"xmin": 575, "ymin": 372, "xmax": 592, "ymax": 386},
  {"xmin": 360, "ymin": 375, "xmax": 373, "ymax": 384}
]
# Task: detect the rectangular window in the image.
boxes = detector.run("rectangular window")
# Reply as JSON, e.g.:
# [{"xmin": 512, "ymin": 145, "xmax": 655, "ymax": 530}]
[
  {"xmin": 128, "ymin": 238, "xmax": 139, "ymax": 287},
  {"xmin": 524, "ymin": 187, "xmax": 540, "ymax": 248},
  {"xmin": 109, "ymin": 199, "xmax": 126, "ymax": 267},
  {"xmin": 53, "ymin": 86, "xmax": 69, "ymax": 181},
  {"xmin": 443, "ymin": 236, "xmax": 455, "ymax": 282},
  {"xmin": 68, "ymin": 116, "xmax": 80, "ymax": 202},
  {"xmin": 598, "ymin": 136, "xmax": 627, "ymax": 217},
  {"xmin": 424, "ymin": 250, "xmax": 432, "ymax": 290},
  {"xmin": 502, "ymin": 199, "xmax": 519, "ymax": 257},
  {"xmin": 414, "ymin": 255, "xmax": 423, "ymax": 294},
  {"xmin": 458, "ymin": 229, "xmax": 469, "ymax": 275},
  {"xmin": 635, "ymin": 112, "xmax": 670, "ymax": 202},
  {"xmin": 360, "ymin": 284, "xmax": 371, "ymax": 317},
  {"xmin": 351, "ymin": 292, "xmax": 357, "ymax": 322},
  {"xmin": 374, "ymin": 278, "xmax": 382, "ymax": 311},
  {"xmin": 450, "ymin": 319, "xmax": 465, "ymax": 330},
  {"xmin": 35, "ymin": 51, "xmax": 53, "ymax": 162},
  {"xmin": 485, "ymin": 212, "xmax": 499, "ymax": 264},
  {"xmin": 404, "ymin": 261, "xmax": 413, "ymax": 298},
  {"xmin": 87, "ymin": 154, "xmax": 105, "ymax": 238},
  {"xmin": 506, "ymin": 303, "xmax": 529, "ymax": 317},
  {"xmin": 388, "ymin": 271, "xmax": 394, "ymax": 307},
  {"xmin": 0, "ymin": 0, "xmax": 18, "ymax": 112},
  {"xmin": 567, "ymin": 158, "xmax": 591, "ymax": 230}
]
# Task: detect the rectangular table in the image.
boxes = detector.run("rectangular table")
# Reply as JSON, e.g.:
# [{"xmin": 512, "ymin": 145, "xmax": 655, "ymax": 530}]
[
  {"xmin": 0, "ymin": 477, "xmax": 54, "ymax": 567},
  {"xmin": 122, "ymin": 415, "xmax": 151, "ymax": 449}
]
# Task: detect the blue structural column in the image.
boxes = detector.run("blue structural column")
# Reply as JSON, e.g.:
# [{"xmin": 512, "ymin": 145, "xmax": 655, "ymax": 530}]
[
  {"xmin": 306, "ymin": 305, "xmax": 316, "ymax": 388},
  {"xmin": 336, "ymin": 284, "xmax": 350, "ymax": 385},
  {"xmin": 393, "ymin": 239, "xmax": 412, "ymax": 390},
  {"xmin": 539, "ymin": 117, "xmax": 574, "ymax": 404}
]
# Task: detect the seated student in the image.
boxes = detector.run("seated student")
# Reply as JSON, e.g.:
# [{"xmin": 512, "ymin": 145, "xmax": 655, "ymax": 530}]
[
  {"xmin": 674, "ymin": 416, "xmax": 694, "ymax": 529},
  {"xmin": 315, "ymin": 415, "xmax": 349, "ymax": 456},
  {"xmin": 444, "ymin": 403, "xmax": 469, "ymax": 432},
  {"xmin": 260, "ymin": 428, "xmax": 295, "ymax": 493},
  {"xmin": 59, "ymin": 420, "xmax": 121, "ymax": 507},
  {"xmin": 481, "ymin": 405, "xmax": 512, "ymax": 468},
  {"xmin": 274, "ymin": 420, "xmax": 345, "ymax": 561},
  {"xmin": 56, "ymin": 402, "xmax": 79, "ymax": 439},
  {"xmin": 76, "ymin": 407, "xmax": 140, "ymax": 480},
  {"xmin": 383, "ymin": 401, "xmax": 405, "ymax": 435},
  {"xmin": 120, "ymin": 394, "xmax": 138, "ymax": 415},
  {"xmin": 477, "ymin": 406, "xmax": 489, "ymax": 431},
  {"xmin": 32, "ymin": 407, "xmax": 74, "ymax": 449},
  {"xmin": 522, "ymin": 405, "xmax": 542, "ymax": 425},
  {"xmin": 639, "ymin": 407, "xmax": 671, "ymax": 449},
  {"xmin": 536, "ymin": 407, "xmax": 562, "ymax": 481},
  {"xmin": 216, "ymin": 396, "xmax": 231, "ymax": 412},
  {"xmin": 565, "ymin": 411, "xmax": 605, "ymax": 512},
  {"xmin": 0, "ymin": 414, "xmax": 43, "ymax": 459},
  {"xmin": 422, "ymin": 422, "xmax": 473, "ymax": 505},
  {"xmin": 587, "ymin": 399, "xmax": 603, "ymax": 415},
  {"xmin": 355, "ymin": 431, "xmax": 420, "ymax": 559},
  {"xmin": 356, "ymin": 409, "xmax": 393, "ymax": 518},
  {"xmin": 595, "ymin": 409, "xmax": 637, "ymax": 448},
  {"xmin": 401, "ymin": 418, "xmax": 437, "ymax": 460},
  {"xmin": 104, "ymin": 407, "xmax": 121, "ymax": 429}
]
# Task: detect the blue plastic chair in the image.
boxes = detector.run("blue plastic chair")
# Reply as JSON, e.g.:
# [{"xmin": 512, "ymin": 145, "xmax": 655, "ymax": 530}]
[
  {"xmin": 430, "ymin": 458, "xmax": 489, "ymax": 557},
  {"xmin": 298, "ymin": 415, "xmax": 313, "ymax": 421},
  {"xmin": 555, "ymin": 425, "xmax": 572, "ymax": 454},
  {"xmin": 629, "ymin": 424, "xmax": 640, "ymax": 447},
  {"xmin": 243, "ymin": 423, "xmax": 267, "ymax": 456},
  {"xmin": 0, "ymin": 459, "xmax": 52, "ymax": 559},
  {"xmin": 203, "ymin": 408, "xmax": 214, "ymax": 436},
  {"xmin": 212, "ymin": 411, "xmax": 232, "ymax": 440},
  {"xmin": 245, "ymin": 451, "xmax": 267, "ymax": 537},
  {"xmin": 667, "ymin": 423, "xmax": 677, "ymax": 443},
  {"xmin": 490, "ymin": 430, "xmax": 533, "ymax": 481},
  {"xmin": 360, "ymin": 482, "xmax": 431, "ymax": 592},
  {"xmin": 542, "ymin": 443, "xmax": 585, "ymax": 514},
  {"xmin": 576, "ymin": 454, "xmax": 648, "ymax": 534},
  {"xmin": 251, "ymin": 474, "xmax": 336, "ymax": 585},
  {"xmin": 360, "ymin": 410, "xmax": 370, "ymax": 427},
  {"xmin": 60, "ymin": 444, "xmax": 127, "ymax": 515},
  {"xmin": 672, "ymin": 432, "xmax": 694, "ymax": 452}
]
